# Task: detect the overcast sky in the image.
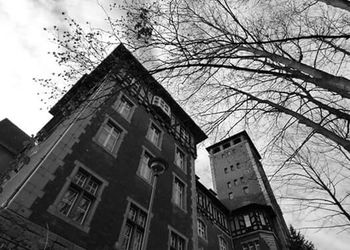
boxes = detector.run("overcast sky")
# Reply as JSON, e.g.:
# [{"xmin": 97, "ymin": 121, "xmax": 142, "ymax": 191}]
[{"xmin": 0, "ymin": 0, "xmax": 349, "ymax": 249}]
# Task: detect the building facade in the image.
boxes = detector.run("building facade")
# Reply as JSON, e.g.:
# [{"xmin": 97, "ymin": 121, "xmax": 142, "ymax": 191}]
[{"xmin": 0, "ymin": 44, "xmax": 289, "ymax": 250}]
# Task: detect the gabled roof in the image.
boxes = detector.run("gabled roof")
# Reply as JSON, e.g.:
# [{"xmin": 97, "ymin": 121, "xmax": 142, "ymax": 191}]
[{"xmin": 0, "ymin": 118, "xmax": 31, "ymax": 155}]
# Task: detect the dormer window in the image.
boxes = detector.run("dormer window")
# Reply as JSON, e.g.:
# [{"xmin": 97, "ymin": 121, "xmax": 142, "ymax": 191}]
[{"xmin": 152, "ymin": 96, "xmax": 171, "ymax": 117}]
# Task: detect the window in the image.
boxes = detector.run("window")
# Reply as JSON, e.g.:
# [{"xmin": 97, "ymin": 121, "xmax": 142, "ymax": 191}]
[
  {"xmin": 94, "ymin": 118, "xmax": 126, "ymax": 157},
  {"xmin": 229, "ymin": 192, "xmax": 233, "ymax": 200},
  {"xmin": 138, "ymin": 150, "xmax": 153, "ymax": 183},
  {"xmin": 115, "ymin": 95, "xmax": 135, "ymax": 121},
  {"xmin": 224, "ymin": 168, "xmax": 228, "ymax": 174},
  {"xmin": 244, "ymin": 214, "xmax": 251, "ymax": 227},
  {"xmin": 222, "ymin": 142, "xmax": 230, "ymax": 149},
  {"xmin": 233, "ymin": 137, "xmax": 241, "ymax": 144},
  {"xmin": 175, "ymin": 146, "xmax": 186, "ymax": 171},
  {"xmin": 234, "ymin": 179, "xmax": 238, "ymax": 186},
  {"xmin": 153, "ymin": 96, "xmax": 171, "ymax": 117},
  {"xmin": 120, "ymin": 203, "xmax": 147, "ymax": 250},
  {"xmin": 197, "ymin": 219, "xmax": 207, "ymax": 240},
  {"xmin": 147, "ymin": 122, "xmax": 162, "ymax": 148},
  {"xmin": 242, "ymin": 240, "xmax": 260, "ymax": 250},
  {"xmin": 173, "ymin": 177, "xmax": 186, "ymax": 210},
  {"xmin": 57, "ymin": 170, "xmax": 101, "ymax": 224},
  {"xmin": 170, "ymin": 231, "xmax": 186, "ymax": 250},
  {"xmin": 230, "ymin": 165, "xmax": 234, "ymax": 171},
  {"xmin": 240, "ymin": 176, "xmax": 244, "ymax": 183},
  {"xmin": 48, "ymin": 161, "xmax": 108, "ymax": 232},
  {"xmin": 243, "ymin": 186, "xmax": 249, "ymax": 194},
  {"xmin": 227, "ymin": 182, "xmax": 231, "ymax": 189},
  {"xmin": 219, "ymin": 237, "xmax": 227, "ymax": 250}
]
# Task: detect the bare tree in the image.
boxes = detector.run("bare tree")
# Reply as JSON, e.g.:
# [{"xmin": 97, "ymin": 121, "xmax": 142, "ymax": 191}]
[{"xmin": 37, "ymin": 0, "xmax": 350, "ymax": 230}]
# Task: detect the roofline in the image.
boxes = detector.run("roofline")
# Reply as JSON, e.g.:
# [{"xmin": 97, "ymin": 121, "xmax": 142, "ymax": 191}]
[
  {"xmin": 49, "ymin": 43, "xmax": 207, "ymax": 144},
  {"xmin": 206, "ymin": 131, "xmax": 261, "ymax": 160}
]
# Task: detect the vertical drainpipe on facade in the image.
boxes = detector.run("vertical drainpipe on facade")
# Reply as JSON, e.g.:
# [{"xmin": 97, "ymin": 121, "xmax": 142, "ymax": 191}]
[{"xmin": 2, "ymin": 70, "xmax": 113, "ymax": 209}]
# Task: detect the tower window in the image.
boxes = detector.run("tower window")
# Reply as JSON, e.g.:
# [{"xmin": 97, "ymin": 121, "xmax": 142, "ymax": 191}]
[
  {"xmin": 227, "ymin": 182, "xmax": 231, "ymax": 189},
  {"xmin": 243, "ymin": 186, "xmax": 249, "ymax": 194},
  {"xmin": 233, "ymin": 137, "xmax": 242, "ymax": 144},
  {"xmin": 224, "ymin": 168, "xmax": 228, "ymax": 174},
  {"xmin": 229, "ymin": 192, "xmax": 233, "ymax": 200}
]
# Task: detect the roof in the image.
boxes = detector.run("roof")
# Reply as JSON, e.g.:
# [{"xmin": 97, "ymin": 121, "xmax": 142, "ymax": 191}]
[
  {"xmin": 48, "ymin": 44, "xmax": 207, "ymax": 144},
  {"xmin": 206, "ymin": 130, "xmax": 261, "ymax": 159},
  {"xmin": 0, "ymin": 118, "xmax": 31, "ymax": 155}
]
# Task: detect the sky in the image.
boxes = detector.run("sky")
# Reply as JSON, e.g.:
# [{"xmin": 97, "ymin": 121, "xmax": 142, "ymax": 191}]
[{"xmin": 0, "ymin": 0, "xmax": 349, "ymax": 249}]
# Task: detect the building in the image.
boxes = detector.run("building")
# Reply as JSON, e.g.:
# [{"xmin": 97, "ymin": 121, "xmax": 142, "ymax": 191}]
[
  {"xmin": 0, "ymin": 44, "xmax": 289, "ymax": 250},
  {"xmin": 0, "ymin": 118, "xmax": 31, "ymax": 178}
]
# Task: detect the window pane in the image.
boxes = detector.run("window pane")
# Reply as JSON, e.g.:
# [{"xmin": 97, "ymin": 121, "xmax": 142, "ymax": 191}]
[
  {"xmin": 132, "ymin": 230, "xmax": 144, "ymax": 250},
  {"xmin": 121, "ymin": 223, "xmax": 133, "ymax": 249},
  {"xmin": 58, "ymin": 189, "xmax": 78, "ymax": 216},
  {"xmin": 72, "ymin": 171, "xmax": 87, "ymax": 187},
  {"xmin": 118, "ymin": 97, "xmax": 133, "ymax": 119},
  {"xmin": 98, "ymin": 121, "xmax": 120, "ymax": 152},
  {"xmin": 244, "ymin": 215, "xmax": 251, "ymax": 227},
  {"xmin": 140, "ymin": 152, "xmax": 152, "ymax": 181},
  {"xmin": 175, "ymin": 148, "xmax": 185, "ymax": 170},
  {"xmin": 85, "ymin": 179, "xmax": 99, "ymax": 195},
  {"xmin": 71, "ymin": 197, "xmax": 91, "ymax": 224}
]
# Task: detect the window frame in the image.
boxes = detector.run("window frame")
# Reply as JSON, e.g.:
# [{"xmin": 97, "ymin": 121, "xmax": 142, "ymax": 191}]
[
  {"xmin": 113, "ymin": 92, "xmax": 137, "ymax": 122},
  {"xmin": 48, "ymin": 160, "xmax": 108, "ymax": 232},
  {"xmin": 137, "ymin": 146, "xmax": 155, "ymax": 184},
  {"xmin": 218, "ymin": 236, "xmax": 228, "ymax": 250},
  {"xmin": 117, "ymin": 197, "xmax": 150, "ymax": 250},
  {"xmin": 197, "ymin": 218, "xmax": 207, "ymax": 240},
  {"xmin": 174, "ymin": 145, "xmax": 187, "ymax": 173},
  {"xmin": 146, "ymin": 120, "xmax": 163, "ymax": 149},
  {"xmin": 168, "ymin": 225, "xmax": 188, "ymax": 250},
  {"xmin": 172, "ymin": 174, "xmax": 187, "ymax": 212},
  {"xmin": 93, "ymin": 116, "xmax": 127, "ymax": 158}
]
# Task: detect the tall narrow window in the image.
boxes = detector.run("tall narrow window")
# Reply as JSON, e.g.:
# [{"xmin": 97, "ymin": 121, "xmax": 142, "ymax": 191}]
[
  {"xmin": 170, "ymin": 231, "xmax": 186, "ymax": 250},
  {"xmin": 95, "ymin": 118, "xmax": 126, "ymax": 157},
  {"xmin": 121, "ymin": 203, "xmax": 147, "ymax": 250},
  {"xmin": 219, "ymin": 236, "xmax": 227, "ymax": 250},
  {"xmin": 227, "ymin": 182, "xmax": 231, "ymax": 189},
  {"xmin": 173, "ymin": 177, "xmax": 186, "ymax": 210},
  {"xmin": 243, "ymin": 215, "xmax": 251, "ymax": 227},
  {"xmin": 138, "ymin": 150, "xmax": 153, "ymax": 183},
  {"xmin": 147, "ymin": 122, "xmax": 162, "ymax": 148},
  {"xmin": 116, "ymin": 95, "xmax": 134, "ymax": 120},
  {"xmin": 229, "ymin": 192, "xmax": 233, "ymax": 200},
  {"xmin": 197, "ymin": 219, "xmax": 207, "ymax": 240},
  {"xmin": 175, "ymin": 147, "xmax": 186, "ymax": 171}
]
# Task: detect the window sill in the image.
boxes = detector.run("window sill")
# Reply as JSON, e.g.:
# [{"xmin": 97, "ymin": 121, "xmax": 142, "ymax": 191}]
[
  {"xmin": 47, "ymin": 205, "xmax": 90, "ymax": 233},
  {"xmin": 172, "ymin": 202, "xmax": 187, "ymax": 214},
  {"xmin": 136, "ymin": 173, "xmax": 153, "ymax": 186}
]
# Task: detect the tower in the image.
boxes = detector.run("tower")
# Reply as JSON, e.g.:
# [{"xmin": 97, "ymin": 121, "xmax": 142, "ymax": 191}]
[{"xmin": 206, "ymin": 131, "xmax": 290, "ymax": 250}]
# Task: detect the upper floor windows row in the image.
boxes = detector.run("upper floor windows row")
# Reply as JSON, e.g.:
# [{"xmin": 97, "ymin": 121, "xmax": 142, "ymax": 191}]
[
  {"xmin": 230, "ymin": 210, "xmax": 271, "ymax": 236},
  {"xmin": 116, "ymin": 72, "xmax": 195, "ymax": 151},
  {"xmin": 197, "ymin": 191, "xmax": 229, "ymax": 231}
]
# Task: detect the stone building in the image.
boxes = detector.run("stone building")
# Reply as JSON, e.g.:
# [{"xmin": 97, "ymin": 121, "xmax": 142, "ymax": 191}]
[{"xmin": 0, "ymin": 44, "xmax": 289, "ymax": 250}]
